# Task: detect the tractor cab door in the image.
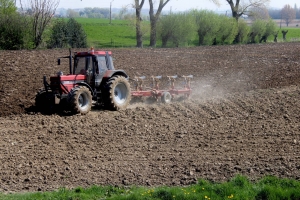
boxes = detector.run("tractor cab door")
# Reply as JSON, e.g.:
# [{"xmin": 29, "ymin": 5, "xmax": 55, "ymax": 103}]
[
  {"xmin": 74, "ymin": 56, "xmax": 94, "ymax": 87},
  {"xmin": 85, "ymin": 56, "xmax": 93, "ymax": 86},
  {"xmin": 94, "ymin": 55, "xmax": 107, "ymax": 87}
]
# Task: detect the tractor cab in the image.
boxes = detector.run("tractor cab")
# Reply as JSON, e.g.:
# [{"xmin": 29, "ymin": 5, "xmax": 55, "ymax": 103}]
[
  {"xmin": 73, "ymin": 50, "xmax": 115, "ymax": 74},
  {"xmin": 53, "ymin": 49, "xmax": 123, "ymax": 94},
  {"xmin": 72, "ymin": 50, "xmax": 115, "ymax": 88}
]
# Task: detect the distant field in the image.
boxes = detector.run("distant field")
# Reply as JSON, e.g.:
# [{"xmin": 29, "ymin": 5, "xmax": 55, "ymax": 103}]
[
  {"xmin": 276, "ymin": 28, "xmax": 300, "ymax": 42},
  {"xmin": 74, "ymin": 18, "xmax": 151, "ymax": 48},
  {"xmin": 74, "ymin": 18, "xmax": 300, "ymax": 47}
]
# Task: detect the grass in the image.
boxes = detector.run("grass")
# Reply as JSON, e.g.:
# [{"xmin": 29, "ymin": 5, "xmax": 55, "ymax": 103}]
[
  {"xmin": 74, "ymin": 18, "xmax": 151, "ymax": 48},
  {"xmin": 277, "ymin": 27, "xmax": 300, "ymax": 42},
  {"xmin": 1, "ymin": 175, "xmax": 300, "ymax": 200}
]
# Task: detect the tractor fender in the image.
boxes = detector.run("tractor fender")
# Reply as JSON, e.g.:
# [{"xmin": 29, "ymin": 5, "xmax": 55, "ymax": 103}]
[
  {"xmin": 103, "ymin": 70, "xmax": 129, "ymax": 79},
  {"xmin": 74, "ymin": 82, "xmax": 94, "ymax": 96}
]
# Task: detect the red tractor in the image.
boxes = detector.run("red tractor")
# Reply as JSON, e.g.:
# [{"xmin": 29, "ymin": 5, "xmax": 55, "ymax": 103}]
[{"xmin": 36, "ymin": 49, "xmax": 131, "ymax": 114}]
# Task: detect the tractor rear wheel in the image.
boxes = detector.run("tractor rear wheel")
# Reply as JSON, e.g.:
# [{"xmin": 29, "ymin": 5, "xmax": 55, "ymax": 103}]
[
  {"xmin": 35, "ymin": 89, "xmax": 54, "ymax": 114},
  {"xmin": 103, "ymin": 76, "xmax": 131, "ymax": 110},
  {"xmin": 69, "ymin": 86, "xmax": 92, "ymax": 114}
]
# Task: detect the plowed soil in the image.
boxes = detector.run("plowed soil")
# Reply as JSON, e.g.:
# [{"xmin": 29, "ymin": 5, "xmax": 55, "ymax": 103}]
[{"xmin": 0, "ymin": 43, "xmax": 300, "ymax": 193}]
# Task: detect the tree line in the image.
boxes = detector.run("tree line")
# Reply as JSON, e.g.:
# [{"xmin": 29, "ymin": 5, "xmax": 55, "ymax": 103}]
[{"xmin": 156, "ymin": 10, "xmax": 281, "ymax": 47}]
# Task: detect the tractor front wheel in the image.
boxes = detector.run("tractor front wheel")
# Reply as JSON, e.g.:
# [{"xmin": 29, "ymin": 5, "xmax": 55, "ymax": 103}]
[
  {"xmin": 103, "ymin": 76, "xmax": 131, "ymax": 110},
  {"xmin": 35, "ymin": 89, "xmax": 54, "ymax": 114},
  {"xmin": 69, "ymin": 86, "xmax": 92, "ymax": 114}
]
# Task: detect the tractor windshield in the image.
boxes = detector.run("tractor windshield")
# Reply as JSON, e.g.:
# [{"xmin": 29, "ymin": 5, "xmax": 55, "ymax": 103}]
[
  {"xmin": 96, "ymin": 55, "xmax": 114, "ymax": 70},
  {"xmin": 97, "ymin": 56, "xmax": 107, "ymax": 72}
]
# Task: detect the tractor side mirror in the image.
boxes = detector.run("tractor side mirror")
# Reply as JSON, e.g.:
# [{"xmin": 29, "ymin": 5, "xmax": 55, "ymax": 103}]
[{"xmin": 57, "ymin": 58, "xmax": 61, "ymax": 65}]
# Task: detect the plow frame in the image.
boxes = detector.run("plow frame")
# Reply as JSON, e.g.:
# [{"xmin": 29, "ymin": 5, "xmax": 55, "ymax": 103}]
[{"xmin": 131, "ymin": 75, "xmax": 193, "ymax": 102}]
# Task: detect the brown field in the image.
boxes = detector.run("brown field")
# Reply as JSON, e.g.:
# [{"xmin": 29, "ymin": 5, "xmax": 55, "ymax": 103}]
[{"xmin": 0, "ymin": 42, "xmax": 300, "ymax": 193}]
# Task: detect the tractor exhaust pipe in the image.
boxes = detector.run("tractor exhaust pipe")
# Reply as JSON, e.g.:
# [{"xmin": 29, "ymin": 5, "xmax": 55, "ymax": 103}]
[
  {"xmin": 69, "ymin": 48, "xmax": 72, "ymax": 74},
  {"xmin": 57, "ymin": 48, "xmax": 73, "ymax": 74}
]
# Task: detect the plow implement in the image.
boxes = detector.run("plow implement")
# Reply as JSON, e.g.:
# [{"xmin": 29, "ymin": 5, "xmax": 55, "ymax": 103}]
[{"xmin": 131, "ymin": 75, "xmax": 193, "ymax": 103}]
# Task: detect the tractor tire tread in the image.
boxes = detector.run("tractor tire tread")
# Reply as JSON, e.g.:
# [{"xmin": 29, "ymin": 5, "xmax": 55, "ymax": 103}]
[
  {"xmin": 35, "ymin": 89, "xmax": 54, "ymax": 114},
  {"xmin": 68, "ymin": 86, "xmax": 92, "ymax": 114},
  {"xmin": 102, "ymin": 76, "xmax": 131, "ymax": 110}
]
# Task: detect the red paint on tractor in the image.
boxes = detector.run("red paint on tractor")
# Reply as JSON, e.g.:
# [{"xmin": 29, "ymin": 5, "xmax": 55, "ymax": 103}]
[{"xmin": 50, "ymin": 74, "xmax": 86, "ymax": 93}]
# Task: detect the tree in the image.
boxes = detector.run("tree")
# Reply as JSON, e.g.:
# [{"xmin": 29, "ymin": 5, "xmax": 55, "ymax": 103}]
[
  {"xmin": 282, "ymin": 30, "xmax": 288, "ymax": 40},
  {"xmin": 67, "ymin": 9, "xmax": 80, "ymax": 18},
  {"xmin": 148, "ymin": 0, "xmax": 170, "ymax": 47},
  {"xmin": 84, "ymin": 7, "xmax": 93, "ymax": 16},
  {"xmin": 249, "ymin": 19, "xmax": 266, "ymax": 43},
  {"xmin": 47, "ymin": 18, "xmax": 87, "ymax": 48},
  {"xmin": 134, "ymin": 0, "xmax": 145, "ymax": 48},
  {"xmin": 235, "ymin": 19, "xmax": 250, "ymax": 43},
  {"xmin": 47, "ymin": 19, "xmax": 68, "ymax": 48},
  {"xmin": 0, "ymin": 0, "xmax": 16, "ymax": 14},
  {"xmin": 66, "ymin": 18, "xmax": 87, "ymax": 48},
  {"xmin": 281, "ymin": 4, "xmax": 296, "ymax": 26},
  {"xmin": 157, "ymin": 14, "xmax": 175, "ymax": 47},
  {"xmin": 24, "ymin": 0, "xmax": 59, "ymax": 48},
  {"xmin": 248, "ymin": 6, "xmax": 269, "ymax": 20},
  {"xmin": 213, "ymin": 0, "xmax": 270, "ymax": 21},
  {"xmin": 157, "ymin": 12, "xmax": 195, "ymax": 47},
  {"xmin": 0, "ymin": 0, "xmax": 29, "ymax": 49},
  {"xmin": 118, "ymin": 5, "xmax": 129, "ymax": 19},
  {"xmin": 93, "ymin": 8, "xmax": 109, "ymax": 18},
  {"xmin": 193, "ymin": 10, "xmax": 220, "ymax": 45},
  {"xmin": 259, "ymin": 19, "xmax": 277, "ymax": 42},
  {"xmin": 149, "ymin": 0, "xmax": 220, "ymax": 47},
  {"xmin": 216, "ymin": 15, "xmax": 238, "ymax": 44}
]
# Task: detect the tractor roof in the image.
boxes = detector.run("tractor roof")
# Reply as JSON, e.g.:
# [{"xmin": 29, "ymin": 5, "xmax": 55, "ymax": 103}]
[{"xmin": 74, "ymin": 50, "xmax": 112, "ymax": 57}]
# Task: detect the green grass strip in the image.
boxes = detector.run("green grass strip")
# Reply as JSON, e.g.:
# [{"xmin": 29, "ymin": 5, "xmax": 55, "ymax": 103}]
[{"xmin": 1, "ymin": 175, "xmax": 300, "ymax": 200}]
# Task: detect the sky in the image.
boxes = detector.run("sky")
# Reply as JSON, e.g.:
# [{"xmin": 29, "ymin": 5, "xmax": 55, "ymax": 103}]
[{"xmin": 57, "ymin": 0, "xmax": 299, "ymax": 11}]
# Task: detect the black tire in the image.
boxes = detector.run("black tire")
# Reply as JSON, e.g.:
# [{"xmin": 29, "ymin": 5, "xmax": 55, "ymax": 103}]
[
  {"xmin": 102, "ymin": 76, "xmax": 131, "ymax": 110},
  {"xmin": 68, "ymin": 86, "xmax": 92, "ymax": 114},
  {"xmin": 35, "ymin": 89, "xmax": 54, "ymax": 114},
  {"xmin": 161, "ymin": 92, "xmax": 172, "ymax": 104}
]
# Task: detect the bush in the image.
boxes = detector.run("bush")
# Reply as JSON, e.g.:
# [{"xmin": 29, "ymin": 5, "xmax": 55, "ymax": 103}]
[
  {"xmin": 261, "ymin": 19, "xmax": 278, "ymax": 42},
  {"xmin": 157, "ymin": 12, "xmax": 196, "ymax": 47},
  {"xmin": 192, "ymin": 10, "xmax": 220, "ymax": 45},
  {"xmin": 0, "ymin": 0, "xmax": 31, "ymax": 50},
  {"xmin": 66, "ymin": 18, "xmax": 88, "ymax": 48},
  {"xmin": 216, "ymin": 15, "xmax": 238, "ymax": 44},
  {"xmin": 47, "ymin": 19, "xmax": 68, "ymax": 48},
  {"xmin": 249, "ymin": 19, "xmax": 267, "ymax": 43},
  {"xmin": 47, "ymin": 18, "xmax": 87, "ymax": 48},
  {"xmin": 234, "ymin": 19, "xmax": 250, "ymax": 44},
  {"xmin": 0, "ymin": 13, "xmax": 29, "ymax": 50}
]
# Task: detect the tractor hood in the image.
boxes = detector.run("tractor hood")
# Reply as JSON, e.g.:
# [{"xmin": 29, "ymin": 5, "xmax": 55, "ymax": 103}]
[{"xmin": 50, "ymin": 74, "xmax": 86, "ymax": 93}]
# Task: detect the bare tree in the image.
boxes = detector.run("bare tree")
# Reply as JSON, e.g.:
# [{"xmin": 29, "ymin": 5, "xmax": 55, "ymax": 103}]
[
  {"xmin": 134, "ymin": 0, "xmax": 145, "ymax": 48},
  {"xmin": 148, "ymin": 0, "xmax": 171, "ymax": 47},
  {"xmin": 281, "ymin": 4, "xmax": 296, "ymax": 26},
  {"xmin": 282, "ymin": 30, "xmax": 288, "ymax": 40},
  {"xmin": 118, "ymin": 5, "xmax": 129, "ymax": 19},
  {"xmin": 248, "ymin": 6, "xmax": 269, "ymax": 20},
  {"xmin": 212, "ymin": 0, "xmax": 270, "ymax": 21},
  {"xmin": 25, "ymin": 0, "xmax": 59, "ymax": 48}
]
